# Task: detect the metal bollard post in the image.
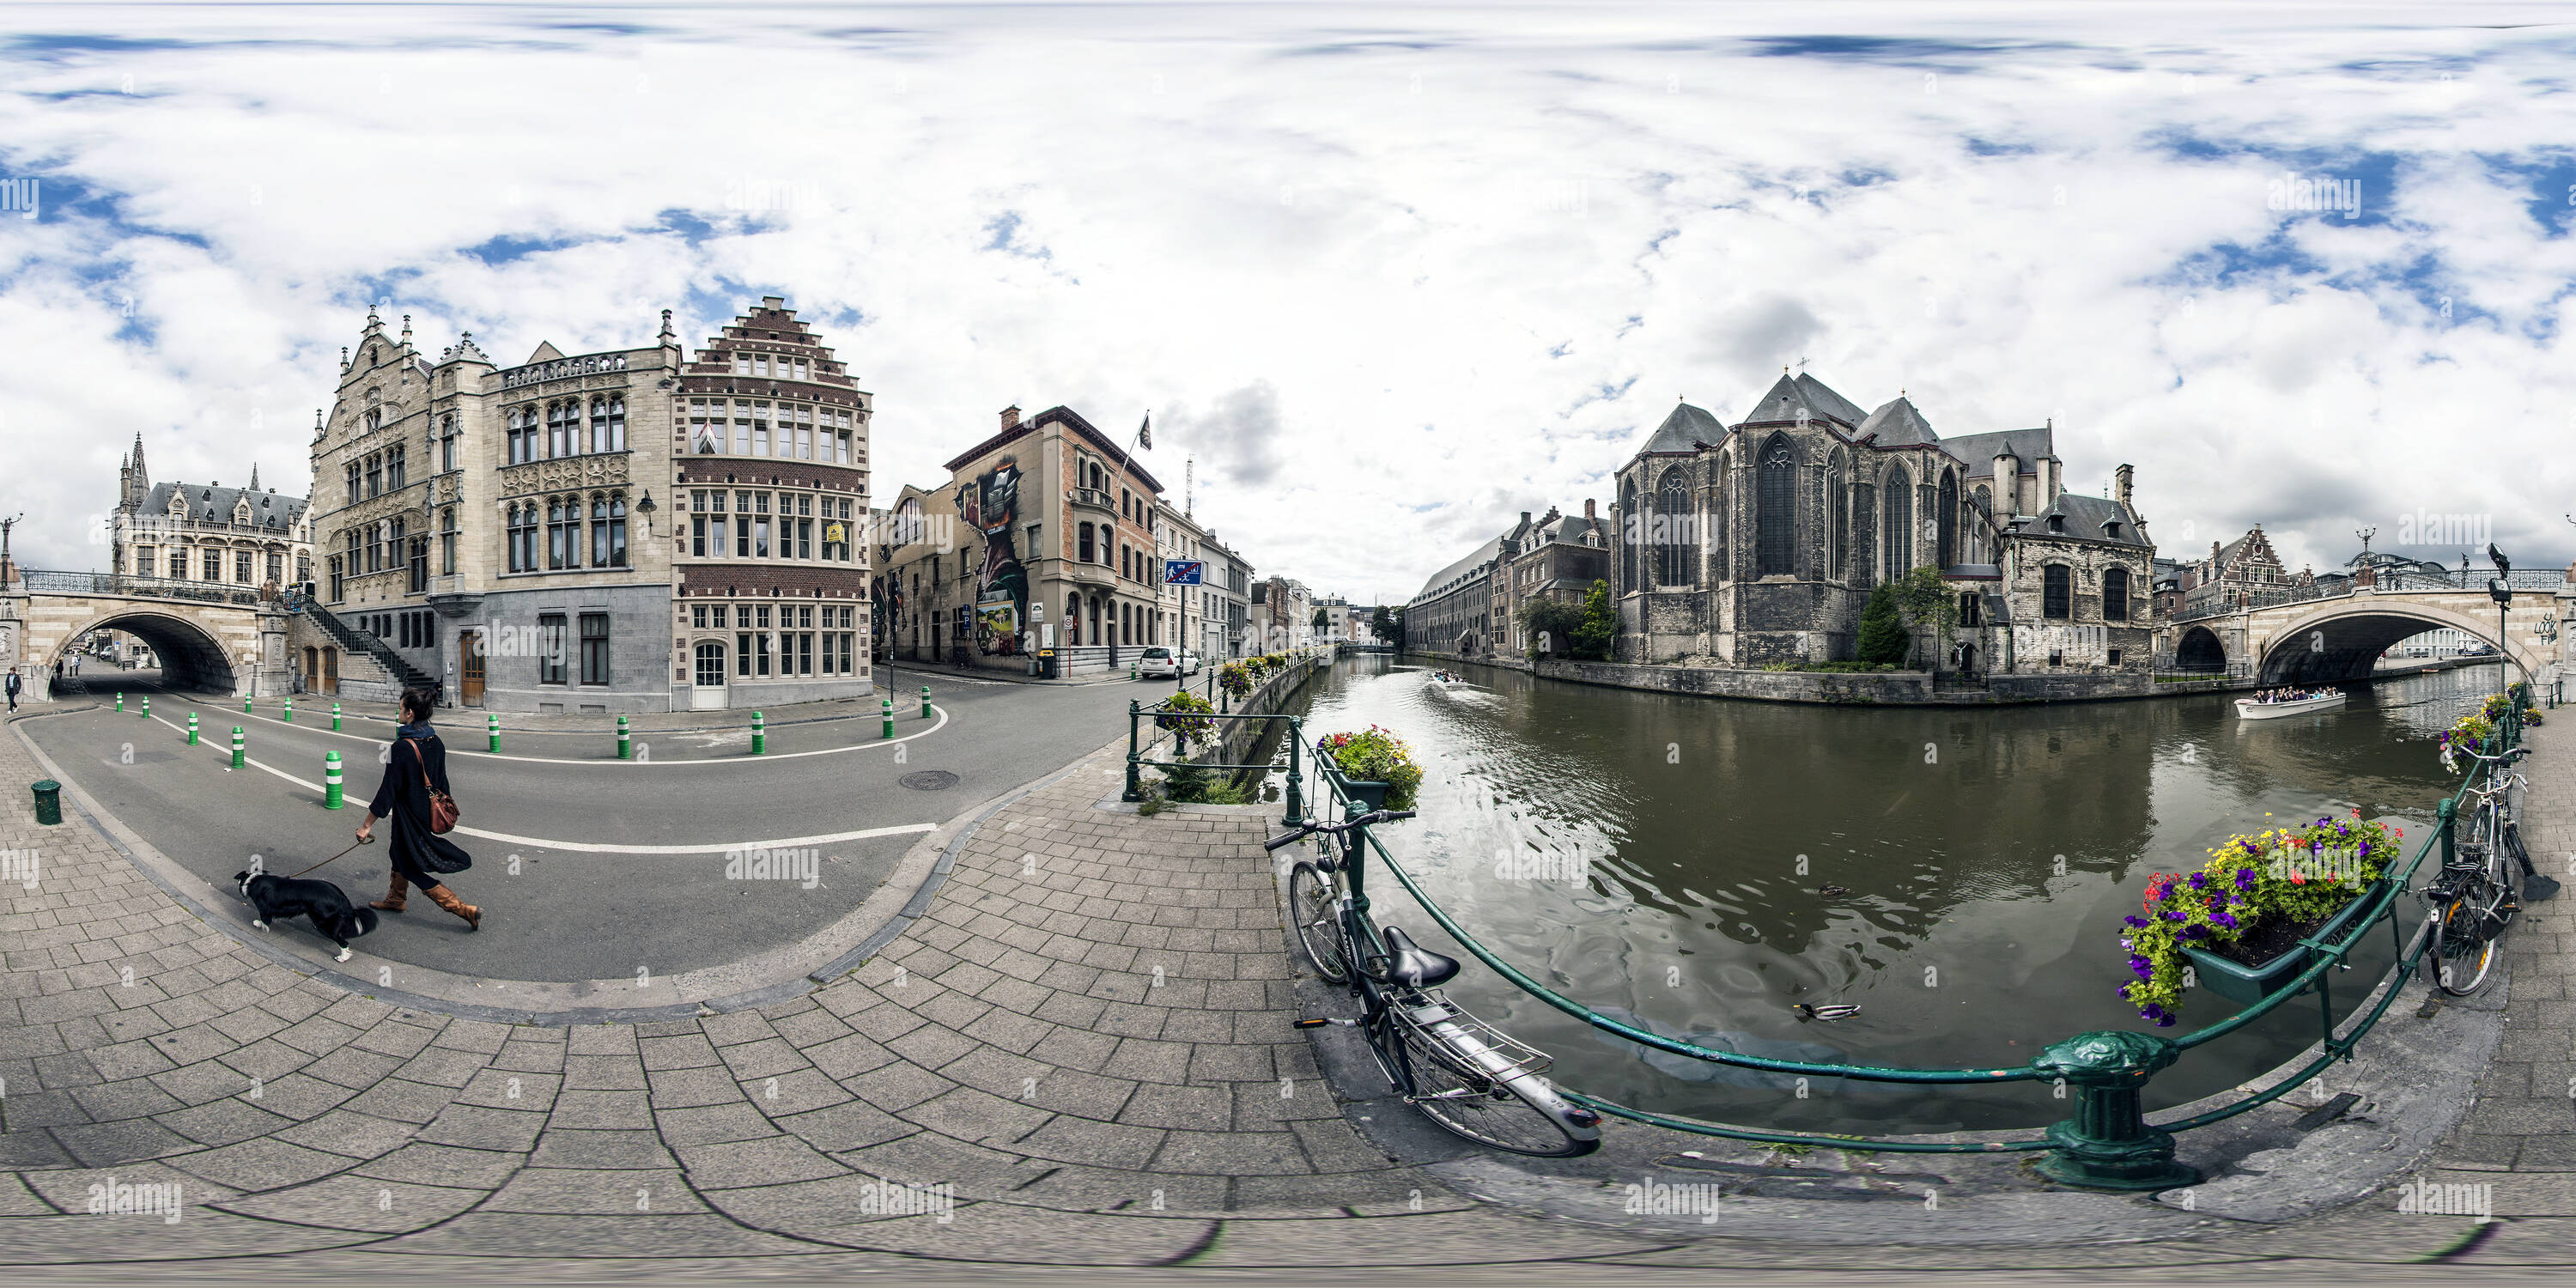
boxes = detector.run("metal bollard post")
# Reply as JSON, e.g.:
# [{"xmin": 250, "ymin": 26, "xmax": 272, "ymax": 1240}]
[
  {"xmin": 752, "ymin": 711, "xmax": 767, "ymax": 756},
  {"xmin": 332, "ymin": 702, "xmax": 343, "ymax": 732},
  {"xmin": 617, "ymin": 714, "xmax": 632, "ymax": 760},
  {"xmin": 2032, "ymin": 1032, "xmax": 2200, "ymax": 1190},
  {"xmin": 1122, "ymin": 701, "xmax": 1144, "ymax": 803},
  {"xmin": 324, "ymin": 750, "xmax": 344, "ymax": 810},
  {"xmin": 116, "ymin": 692, "xmax": 124, "ymax": 712},
  {"xmin": 186, "ymin": 712, "xmax": 199, "ymax": 745},
  {"xmin": 921, "ymin": 685, "xmax": 933, "ymax": 719},
  {"xmin": 881, "ymin": 698, "xmax": 895, "ymax": 739},
  {"xmin": 229, "ymin": 726, "xmax": 245, "ymax": 770},
  {"xmin": 488, "ymin": 712, "xmax": 501, "ymax": 753},
  {"xmin": 283, "ymin": 698, "xmax": 294, "ymax": 723}
]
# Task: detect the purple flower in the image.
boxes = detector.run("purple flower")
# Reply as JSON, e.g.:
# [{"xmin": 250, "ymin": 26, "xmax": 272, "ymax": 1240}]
[
  {"xmin": 2212, "ymin": 911, "xmax": 2239, "ymax": 931},
  {"xmin": 2162, "ymin": 908, "xmax": 2189, "ymax": 922},
  {"xmin": 2123, "ymin": 915, "xmax": 2148, "ymax": 928},
  {"xmin": 2179, "ymin": 925, "xmax": 2207, "ymax": 941},
  {"xmin": 2189, "ymin": 872, "xmax": 2209, "ymax": 891},
  {"xmin": 2235, "ymin": 869, "xmax": 2257, "ymax": 890},
  {"xmin": 2154, "ymin": 1014, "xmax": 2176, "ymax": 1027}
]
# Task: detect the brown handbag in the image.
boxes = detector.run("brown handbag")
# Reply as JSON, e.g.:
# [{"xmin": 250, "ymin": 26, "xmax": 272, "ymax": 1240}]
[{"xmin": 409, "ymin": 739, "xmax": 460, "ymax": 834}]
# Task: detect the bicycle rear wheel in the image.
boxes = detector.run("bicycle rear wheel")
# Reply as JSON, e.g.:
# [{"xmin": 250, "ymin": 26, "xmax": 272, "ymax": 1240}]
[
  {"xmin": 1286, "ymin": 862, "xmax": 1349, "ymax": 983},
  {"xmin": 2431, "ymin": 877, "xmax": 2500, "ymax": 996},
  {"xmin": 1390, "ymin": 1007, "xmax": 1594, "ymax": 1157}
]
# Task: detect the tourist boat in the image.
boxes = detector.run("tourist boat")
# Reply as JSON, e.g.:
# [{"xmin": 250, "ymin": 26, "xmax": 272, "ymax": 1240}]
[
  {"xmin": 1429, "ymin": 671, "xmax": 1469, "ymax": 690},
  {"xmin": 2233, "ymin": 691, "xmax": 2348, "ymax": 720}
]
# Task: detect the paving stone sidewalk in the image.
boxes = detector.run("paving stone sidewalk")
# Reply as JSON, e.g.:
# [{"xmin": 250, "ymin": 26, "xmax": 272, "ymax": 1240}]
[{"xmin": 0, "ymin": 707, "xmax": 2566, "ymax": 1275}]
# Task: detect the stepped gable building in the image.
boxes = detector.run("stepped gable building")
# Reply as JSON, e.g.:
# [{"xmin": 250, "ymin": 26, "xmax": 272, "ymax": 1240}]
[
  {"xmin": 2175, "ymin": 526, "xmax": 2288, "ymax": 615},
  {"xmin": 1605, "ymin": 370, "xmax": 2157, "ymax": 673},
  {"xmin": 110, "ymin": 435, "xmax": 313, "ymax": 591},
  {"xmin": 303, "ymin": 298, "xmax": 871, "ymax": 712},
  {"xmin": 1497, "ymin": 501, "xmax": 1608, "ymax": 653}
]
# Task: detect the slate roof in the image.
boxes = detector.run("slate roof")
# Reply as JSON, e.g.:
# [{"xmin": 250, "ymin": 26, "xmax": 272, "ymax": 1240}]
[
  {"xmin": 2035, "ymin": 493, "xmax": 2148, "ymax": 548},
  {"xmin": 1413, "ymin": 536, "xmax": 1503, "ymax": 603},
  {"xmin": 1639, "ymin": 401, "xmax": 1726, "ymax": 454},
  {"xmin": 143, "ymin": 483, "xmax": 309, "ymax": 532},
  {"xmin": 1856, "ymin": 396, "xmax": 1935, "ymax": 446},
  {"xmin": 1538, "ymin": 512, "xmax": 1607, "ymax": 545},
  {"xmin": 1740, "ymin": 373, "xmax": 1863, "ymax": 428},
  {"xmin": 1794, "ymin": 374, "xmax": 1869, "ymax": 426},
  {"xmin": 1936, "ymin": 428, "xmax": 2051, "ymax": 476}
]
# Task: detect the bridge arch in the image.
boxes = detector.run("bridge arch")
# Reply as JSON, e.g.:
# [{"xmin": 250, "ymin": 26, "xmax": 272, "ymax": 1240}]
[
  {"xmin": 2174, "ymin": 625, "xmax": 2227, "ymax": 673},
  {"xmin": 2252, "ymin": 598, "xmax": 2537, "ymax": 686},
  {"xmin": 43, "ymin": 610, "xmax": 240, "ymax": 693}
]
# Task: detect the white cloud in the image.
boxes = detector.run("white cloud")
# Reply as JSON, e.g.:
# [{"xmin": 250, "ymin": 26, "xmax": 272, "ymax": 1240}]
[{"xmin": 1, "ymin": 3, "xmax": 2573, "ymax": 599}]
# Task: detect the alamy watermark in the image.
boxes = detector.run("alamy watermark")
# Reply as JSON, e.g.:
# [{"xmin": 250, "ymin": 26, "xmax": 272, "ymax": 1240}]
[
  {"xmin": 1, "ymin": 847, "xmax": 37, "ymax": 890},
  {"xmin": 2395, "ymin": 1175, "xmax": 2493, "ymax": 1222},
  {"xmin": 1623, "ymin": 1176, "xmax": 1721, "ymax": 1224},
  {"xmin": 857, "ymin": 1176, "xmax": 954, "ymax": 1223},
  {"xmin": 2268, "ymin": 171, "xmax": 2361, "ymax": 220},
  {"xmin": 1, "ymin": 176, "xmax": 37, "ymax": 221},
  {"xmin": 724, "ymin": 844, "xmax": 820, "ymax": 889},
  {"xmin": 2393, "ymin": 509, "xmax": 2490, "ymax": 546},
  {"xmin": 87, "ymin": 1176, "xmax": 184, "ymax": 1224}
]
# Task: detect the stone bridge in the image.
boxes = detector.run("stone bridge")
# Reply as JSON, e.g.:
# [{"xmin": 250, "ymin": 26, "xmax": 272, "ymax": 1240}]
[
  {"xmin": 2163, "ymin": 580, "xmax": 2575, "ymax": 686},
  {"xmin": 1, "ymin": 572, "xmax": 293, "ymax": 699}
]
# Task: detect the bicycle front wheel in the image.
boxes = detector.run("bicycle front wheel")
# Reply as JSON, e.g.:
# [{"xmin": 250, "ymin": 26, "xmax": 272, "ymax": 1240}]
[
  {"xmin": 2432, "ymin": 880, "xmax": 2499, "ymax": 996},
  {"xmin": 1394, "ymin": 1012, "xmax": 1595, "ymax": 1157},
  {"xmin": 1286, "ymin": 862, "xmax": 1349, "ymax": 984}
]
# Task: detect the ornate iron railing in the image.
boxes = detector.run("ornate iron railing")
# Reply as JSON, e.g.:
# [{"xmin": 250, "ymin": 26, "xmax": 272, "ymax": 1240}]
[
  {"xmin": 17, "ymin": 568, "xmax": 270, "ymax": 607},
  {"xmin": 1237, "ymin": 665, "xmax": 2529, "ymax": 1188}
]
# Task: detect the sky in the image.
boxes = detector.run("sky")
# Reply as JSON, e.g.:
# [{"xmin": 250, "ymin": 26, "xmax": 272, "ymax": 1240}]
[{"xmin": 3, "ymin": 2, "xmax": 2575, "ymax": 602}]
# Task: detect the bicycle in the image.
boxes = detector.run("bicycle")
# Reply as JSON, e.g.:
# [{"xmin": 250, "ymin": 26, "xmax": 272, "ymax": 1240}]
[
  {"xmin": 2414, "ymin": 744, "xmax": 2544, "ymax": 995},
  {"xmin": 1269, "ymin": 811, "xmax": 1602, "ymax": 1157}
]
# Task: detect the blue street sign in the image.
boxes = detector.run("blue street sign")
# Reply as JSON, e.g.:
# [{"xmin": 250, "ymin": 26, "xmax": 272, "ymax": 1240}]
[{"xmin": 1163, "ymin": 559, "xmax": 1206, "ymax": 585}]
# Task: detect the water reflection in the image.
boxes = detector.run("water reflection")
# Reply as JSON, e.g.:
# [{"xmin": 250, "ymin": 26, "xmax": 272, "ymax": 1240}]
[{"xmin": 1279, "ymin": 656, "xmax": 2498, "ymax": 1132}]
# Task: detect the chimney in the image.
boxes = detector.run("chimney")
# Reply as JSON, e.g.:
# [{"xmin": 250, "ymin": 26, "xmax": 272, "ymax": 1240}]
[
  {"xmin": 1584, "ymin": 498, "xmax": 1595, "ymax": 520},
  {"xmin": 999, "ymin": 404, "xmax": 1021, "ymax": 430},
  {"xmin": 1520, "ymin": 510, "xmax": 1532, "ymax": 527},
  {"xmin": 2114, "ymin": 464, "xmax": 2133, "ymax": 509}
]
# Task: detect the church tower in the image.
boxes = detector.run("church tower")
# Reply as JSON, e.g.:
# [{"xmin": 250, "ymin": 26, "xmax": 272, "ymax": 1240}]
[{"xmin": 118, "ymin": 432, "xmax": 149, "ymax": 512}]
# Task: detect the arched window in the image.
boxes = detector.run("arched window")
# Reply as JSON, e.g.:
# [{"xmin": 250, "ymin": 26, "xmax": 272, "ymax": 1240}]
[
  {"xmin": 1825, "ymin": 452, "xmax": 1846, "ymax": 580},
  {"xmin": 1881, "ymin": 465, "xmax": 1912, "ymax": 579},
  {"xmin": 1711, "ymin": 465, "xmax": 1728, "ymax": 582},
  {"xmin": 2044, "ymin": 563, "xmax": 2073, "ymax": 618},
  {"xmin": 1618, "ymin": 478, "xmax": 1638, "ymax": 593},
  {"xmin": 1750, "ymin": 437, "xmax": 1795, "ymax": 578},
  {"xmin": 1066, "ymin": 593, "xmax": 1082, "ymax": 644},
  {"xmin": 1656, "ymin": 468, "xmax": 1694, "ymax": 586},
  {"xmin": 1937, "ymin": 471, "xmax": 1959, "ymax": 570},
  {"xmin": 2103, "ymin": 567, "xmax": 2130, "ymax": 621},
  {"xmin": 1971, "ymin": 483, "xmax": 1992, "ymax": 562}
]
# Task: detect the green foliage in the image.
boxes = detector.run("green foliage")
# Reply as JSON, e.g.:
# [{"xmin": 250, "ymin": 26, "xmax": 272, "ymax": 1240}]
[
  {"xmin": 1217, "ymin": 661, "xmax": 1255, "ymax": 698},
  {"xmin": 1855, "ymin": 582, "xmax": 1910, "ymax": 665},
  {"xmin": 1311, "ymin": 606, "xmax": 1330, "ymax": 632},
  {"xmin": 1151, "ymin": 691, "xmax": 1218, "ymax": 743},
  {"xmin": 1315, "ymin": 726, "xmax": 1425, "ymax": 811},
  {"xmin": 1890, "ymin": 566, "xmax": 1958, "ymax": 667},
  {"xmin": 1370, "ymin": 605, "xmax": 1400, "ymax": 643},
  {"xmin": 1570, "ymin": 579, "xmax": 1616, "ymax": 660},
  {"xmin": 1158, "ymin": 760, "xmax": 1250, "ymax": 805},
  {"xmin": 1518, "ymin": 596, "xmax": 1583, "ymax": 658},
  {"xmin": 2117, "ymin": 812, "xmax": 2398, "ymax": 1026}
]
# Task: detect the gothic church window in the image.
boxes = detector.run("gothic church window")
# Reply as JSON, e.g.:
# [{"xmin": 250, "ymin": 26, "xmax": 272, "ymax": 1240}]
[
  {"xmin": 1755, "ymin": 436, "xmax": 1796, "ymax": 578},
  {"xmin": 1826, "ymin": 452, "xmax": 1846, "ymax": 580},
  {"xmin": 2104, "ymin": 567, "xmax": 2130, "ymax": 621},
  {"xmin": 1881, "ymin": 465, "xmax": 1912, "ymax": 579},
  {"xmin": 1656, "ymin": 468, "xmax": 1694, "ymax": 586},
  {"xmin": 2044, "ymin": 563, "xmax": 2072, "ymax": 618},
  {"xmin": 1936, "ymin": 471, "xmax": 1958, "ymax": 569}
]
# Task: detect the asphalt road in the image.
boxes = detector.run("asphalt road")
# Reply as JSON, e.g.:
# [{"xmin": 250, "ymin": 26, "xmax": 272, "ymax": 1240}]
[{"xmin": 21, "ymin": 666, "xmax": 1159, "ymax": 983}]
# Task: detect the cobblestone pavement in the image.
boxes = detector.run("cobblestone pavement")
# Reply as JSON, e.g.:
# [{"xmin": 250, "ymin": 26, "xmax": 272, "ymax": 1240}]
[{"xmin": 4, "ymin": 704, "xmax": 2573, "ymax": 1279}]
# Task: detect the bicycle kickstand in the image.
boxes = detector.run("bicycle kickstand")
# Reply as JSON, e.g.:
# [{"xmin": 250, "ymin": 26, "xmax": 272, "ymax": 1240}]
[{"xmin": 1292, "ymin": 1018, "xmax": 1359, "ymax": 1029}]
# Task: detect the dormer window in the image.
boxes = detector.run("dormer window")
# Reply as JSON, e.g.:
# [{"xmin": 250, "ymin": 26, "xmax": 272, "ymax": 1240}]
[
  {"xmin": 2105, "ymin": 521, "xmax": 2121, "ymax": 540},
  {"xmin": 2048, "ymin": 515, "xmax": 2065, "ymax": 534}
]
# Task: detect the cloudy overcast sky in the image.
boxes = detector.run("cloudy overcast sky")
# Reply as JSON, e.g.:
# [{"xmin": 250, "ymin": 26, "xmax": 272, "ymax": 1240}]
[{"xmin": 3, "ymin": 2, "xmax": 2573, "ymax": 598}]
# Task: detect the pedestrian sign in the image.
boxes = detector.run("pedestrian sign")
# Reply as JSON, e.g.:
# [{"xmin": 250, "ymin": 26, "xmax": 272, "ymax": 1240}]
[{"xmin": 1163, "ymin": 559, "xmax": 1205, "ymax": 586}]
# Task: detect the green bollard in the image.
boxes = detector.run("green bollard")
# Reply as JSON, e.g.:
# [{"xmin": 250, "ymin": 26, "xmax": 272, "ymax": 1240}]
[
  {"xmin": 283, "ymin": 698, "xmax": 294, "ymax": 723},
  {"xmin": 116, "ymin": 692, "xmax": 124, "ymax": 713},
  {"xmin": 752, "ymin": 711, "xmax": 767, "ymax": 756},
  {"xmin": 881, "ymin": 698, "xmax": 895, "ymax": 738},
  {"xmin": 140, "ymin": 696, "xmax": 150, "ymax": 720},
  {"xmin": 229, "ymin": 726, "xmax": 245, "ymax": 770},
  {"xmin": 617, "ymin": 714, "xmax": 631, "ymax": 760},
  {"xmin": 332, "ymin": 702, "xmax": 343, "ymax": 732},
  {"xmin": 186, "ymin": 712, "xmax": 199, "ymax": 745},
  {"xmin": 1130, "ymin": 659, "xmax": 1139, "ymax": 681},
  {"xmin": 324, "ymin": 750, "xmax": 344, "ymax": 810},
  {"xmin": 245, "ymin": 696, "xmax": 253, "ymax": 714},
  {"xmin": 488, "ymin": 712, "xmax": 501, "ymax": 753},
  {"xmin": 921, "ymin": 685, "xmax": 933, "ymax": 719}
]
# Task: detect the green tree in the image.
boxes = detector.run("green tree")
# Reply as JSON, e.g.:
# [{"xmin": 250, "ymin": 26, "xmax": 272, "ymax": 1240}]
[
  {"xmin": 1890, "ymin": 566, "xmax": 1959, "ymax": 677},
  {"xmin": 1370, "ymin": 605, "xmax": 1398, "ymax": 643},
  {"xmin": 1518, "ymin": 597, "xmax": 1583, "ymax": 657},
  {"xmin": 1570, "ymin": 579, "xmax": 1616, "ymax": 660},
  {"xmin": 1856, "ymin": 580, "xmax": 1910, "ymax": 665},
  {"xmin": 1312, "ymin": 606, "xmax": 1330, "ymax": 636}
]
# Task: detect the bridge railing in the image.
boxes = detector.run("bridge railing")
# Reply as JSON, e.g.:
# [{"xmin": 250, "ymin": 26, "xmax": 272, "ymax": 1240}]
[
  {"xmin": 2169, "ymin": 569, "xmax": 2571, "ymax": 625},
  {"xmin": 17, "ymin": 568, "xmax": 270, "ymax": 609},
  {"xmin": 1272, "ymin": 693, "xmax": 2524, "ymax": 1188}
]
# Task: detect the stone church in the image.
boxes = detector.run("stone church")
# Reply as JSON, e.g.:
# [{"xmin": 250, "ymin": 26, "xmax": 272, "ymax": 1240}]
[{"xmin": 1611, "ymin": 372, "xmax": 2158, "ymax": 675}]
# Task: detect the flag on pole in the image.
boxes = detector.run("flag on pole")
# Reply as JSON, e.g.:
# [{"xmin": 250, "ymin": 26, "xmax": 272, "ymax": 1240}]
[{"xmin": 1137, "ymin": 411, "xmax": 1152, "ymax": 450}]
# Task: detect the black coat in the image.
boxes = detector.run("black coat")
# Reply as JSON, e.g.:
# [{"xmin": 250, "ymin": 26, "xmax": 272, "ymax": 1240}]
[{"xmin": 368, "ymin": 730, "xmax": 472, "ymax": 881}]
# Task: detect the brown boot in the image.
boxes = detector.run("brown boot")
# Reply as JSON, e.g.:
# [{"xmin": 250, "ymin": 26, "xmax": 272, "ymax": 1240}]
[
  {"xmin": 370, "ymin": 872, "xmax": 409, "ymax": 913},
  {"xmin": 422, "ymin": 884, "xmax": 481, "ymax": 932}
]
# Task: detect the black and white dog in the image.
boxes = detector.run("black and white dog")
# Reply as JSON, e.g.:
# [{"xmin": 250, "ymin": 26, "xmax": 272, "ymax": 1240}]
[{"xmin": 234, "ymin": 870, "xmax": 378, "ymax": 963}]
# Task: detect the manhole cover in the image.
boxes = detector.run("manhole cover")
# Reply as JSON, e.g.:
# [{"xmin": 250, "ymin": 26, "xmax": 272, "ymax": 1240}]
[{"xmin": 899, "ymin": 770, "xmax": 959, "ymax": 791}]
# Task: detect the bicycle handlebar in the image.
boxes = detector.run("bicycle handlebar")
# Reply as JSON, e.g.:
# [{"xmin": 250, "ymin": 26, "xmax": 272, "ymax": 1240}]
[{"xmin": 1263, "ymin": 810, "xmax": 1418, "ymax": 851}]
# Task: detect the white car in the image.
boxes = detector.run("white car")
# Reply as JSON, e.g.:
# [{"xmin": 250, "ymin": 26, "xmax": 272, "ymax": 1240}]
[{"xmin": 1138, "ymin": 647, "xmax": 1202, "ymax": 678}]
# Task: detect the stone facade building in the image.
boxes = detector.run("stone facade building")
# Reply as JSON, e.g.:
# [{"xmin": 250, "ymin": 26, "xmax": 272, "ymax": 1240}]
[
  {"xmin": 2174, "ymin": 526, "xmax": 2289, "ymax": 617},
  {"xmin": 1600, "ymin": 371, "xmax": 2156, "ymax": 675},
  {"xmin": 305, "ymin": 298, "xmax": 872, "ymax": 712},
  {"xmin": 111, "ymin": 436, "xmax": 313, "ymax": 594},
  {"xmin": 880, "ymin": 405, "xmax": 1166, "ymax": 674},
  {"xmin": 1497, "ymin": 501, "xmax": 1608, "ymax": 654},
  {"xmin": 1403, "ymin": 539, "xmax": 1502, "ymax": 659}
]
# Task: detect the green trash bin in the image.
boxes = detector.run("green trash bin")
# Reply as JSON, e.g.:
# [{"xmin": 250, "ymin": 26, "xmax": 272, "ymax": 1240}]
[{"xmin": 31, "ymin": 779, "xmax": 63, "ymax": 826}]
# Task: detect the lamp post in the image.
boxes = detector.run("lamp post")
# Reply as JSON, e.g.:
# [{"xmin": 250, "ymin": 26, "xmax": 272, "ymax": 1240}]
[{"xmin": 2488, "ymin": 544, "xmax": 2513, "ymax": 698}]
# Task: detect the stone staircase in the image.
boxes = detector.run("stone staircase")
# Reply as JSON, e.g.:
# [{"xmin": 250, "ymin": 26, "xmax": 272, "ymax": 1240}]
[{"xmin": 301, "ymin": 600, "xmax": 436, "ymax": 696}]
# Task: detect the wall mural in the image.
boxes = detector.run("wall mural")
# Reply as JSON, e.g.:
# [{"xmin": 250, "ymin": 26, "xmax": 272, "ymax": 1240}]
[{"xmin": 957, "ymin": 455, "xmax": 1029, "ymax": 656}]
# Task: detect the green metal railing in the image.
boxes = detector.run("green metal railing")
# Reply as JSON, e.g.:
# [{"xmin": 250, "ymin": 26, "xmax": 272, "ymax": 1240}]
[{"xmin": 1224, "ymin": 671, "xmax": 2530, "ymax": 1188}]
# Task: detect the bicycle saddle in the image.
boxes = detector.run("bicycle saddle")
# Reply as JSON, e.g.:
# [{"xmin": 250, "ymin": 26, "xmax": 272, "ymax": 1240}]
[{"xmin": 1375, "ymin": 927, "xmax": 1461, "ymax": 988}]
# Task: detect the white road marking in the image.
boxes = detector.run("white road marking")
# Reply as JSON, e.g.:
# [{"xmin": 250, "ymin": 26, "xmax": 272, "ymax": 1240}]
[
  {"xmin": 151, "ymin": 701, "xmax": 950, "ymax": 764},
  {"xmin": 133, "ymin": 713, "xmax": 939, "ymax": 853}
]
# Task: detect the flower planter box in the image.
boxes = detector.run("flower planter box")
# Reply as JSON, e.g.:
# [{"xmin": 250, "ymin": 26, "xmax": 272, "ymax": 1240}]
[
  {"xmin": 1321, "ymin": 767, "xmax": 1389, "ymax": 812},
  {"xmin": 2182, "ymin": 881, "xmax": 2379, "ymax": 1005}
]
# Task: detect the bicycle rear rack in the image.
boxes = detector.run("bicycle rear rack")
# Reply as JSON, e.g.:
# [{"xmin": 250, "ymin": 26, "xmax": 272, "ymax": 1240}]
[{"xmin": 1403, "ymin": 992, "xmax": 1556, "ymax": 1080}]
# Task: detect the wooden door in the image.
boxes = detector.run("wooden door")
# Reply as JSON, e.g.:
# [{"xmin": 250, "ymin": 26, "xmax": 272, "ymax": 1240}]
[
  {"xmin": 459, "ymin": 630, "xmax": 486, "ymax": 707},
  {"xmin": 321, "ymin": 647, "xmax": 339, "ymax": 696}
]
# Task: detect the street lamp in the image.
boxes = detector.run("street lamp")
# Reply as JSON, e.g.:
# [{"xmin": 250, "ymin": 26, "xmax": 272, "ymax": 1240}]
[{"xmin": 2488, "ymin": 543, "xmax": 2512, "ymax": 697}]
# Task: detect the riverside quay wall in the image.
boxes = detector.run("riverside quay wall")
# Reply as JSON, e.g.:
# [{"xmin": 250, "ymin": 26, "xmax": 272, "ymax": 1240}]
[{"xmin": 1524, "ymin": 657, "xmax": 2154, "ymax": 705}]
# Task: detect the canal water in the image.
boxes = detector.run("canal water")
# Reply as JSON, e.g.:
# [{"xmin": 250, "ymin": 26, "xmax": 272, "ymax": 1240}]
[{"xmin": 1266, "ymin": 655, "xmax": 2508, "ymax": 1134}]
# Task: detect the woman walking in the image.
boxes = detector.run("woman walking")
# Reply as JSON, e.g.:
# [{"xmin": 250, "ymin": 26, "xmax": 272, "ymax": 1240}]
[{"xmin": 355, "ymin": 688, "xmax": 481, "ymax": 929}]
